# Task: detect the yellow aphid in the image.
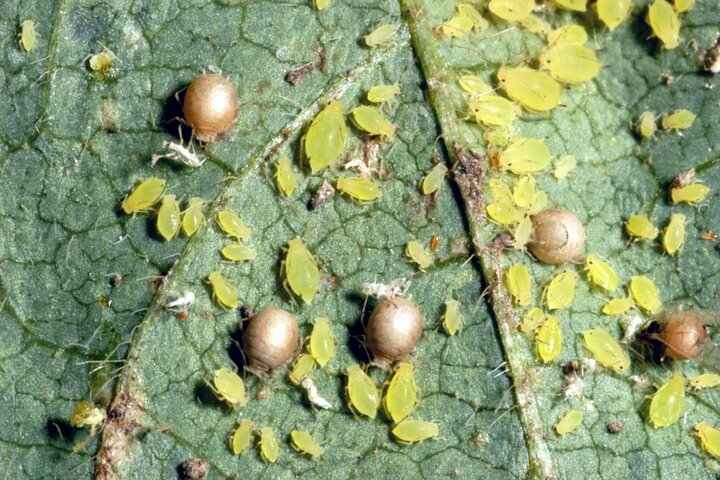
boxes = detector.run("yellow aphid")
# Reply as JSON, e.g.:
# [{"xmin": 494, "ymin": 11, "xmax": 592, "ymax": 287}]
[
  {"xmin": 121, "ymin": 177, "xmax": 166, "ymax": 214},
  {"xmin": 674, "ymin": 0, "xmax": 694, "ymax": 13},
  {"xmin": 346, "ymin": 364, "xmax": 380, "ymax": 418},
  {"xmin": 221, "ymin": 242, "xmax": 257, "ymax": 262},
  {"xmin": 70, "ymin": 401, "xmax": 106, "ymax": 435},
  {"xmin": 468, "ymin": 95, "xmax": 521, "ymax": 127},
  {"xmin": 19, "ymin": 20, "xmax": 38, "ymax": 53},
  {"xmin": 555, "ymin": 0, "xmax": 587, "ymax": 12},
  {"xmin": 671, "ymin": 183, "xmax": 710, "ymax": 203},
  {"xmin": 458, "ymin": 75, "xmax": 493, "ymax": 95},
  {"xmin": 488, "ymin": 0, "xmax": 534, "ymax": 21},
  {"xmin": 315, "ymin": 0, "xmax": 330, "ymax": 10},
  {"xmin": 555, "ymin": 409, "xmax": 584, "ymax": 435},
  {"xmin": 337, "ymin": 176, "xmax": 381, "ymax": 202},
  {"xmin": 513, "ymin": 175, "xmax": 536, "ymax": 209},
  {"xmin": 157, "ymin": 195, "xmax": 181, "ymax": 241},
  {"xmin": 553, "ymin": 155, "xmax": 577, "ymax": 180},
  {"xmin": 457, "ymin": 4, "xmax": 489, "ymax": 31},
  {"xmin": 306, "ymin": 100, "xmax": 347, "ymax": 173},
  {"xmin": 209, "ymin": 271, "xmax": 238, "ymax": 308},
  {"xmin": 441, "ymin": 15, "xmax": 474, "ymax": 38},
  {"xmin": 546, "ymin": 271, "xmax": 577, "ymax": 310},
  {"xmin": 258, "ymin": 427, "xmax": 280, "ymax": 463},
  {"xmin": 505, "ymin": 264, "xmax": 532, "ymax": 306},
  {"xmin": 351, "ymin": 106, "xmax": 396, "ymax": 137},
  {"xmin": 275, "ymin": 156, "xmax": 296, "ymax": 196},
  {"xmin": 602, "ymin": 296, "xmax": 635, "ymax": 315},
  {"xmin": 285, "ymin": 238, "xmax": 320, "ymax": 303},
  {"xmin": 586, "ymin": 254, "xmax": 620, "ymax": 291},
  {"xmin": 548, "ymin": 24, "xmax": 588, "ymax": 45},
  {"xmin": 217, "ymin": 210, "xmax": 250, "ymax": 241},
  {"xmin": 289, "ymin": 353, "xmax": 316, "ymax": 385},
  {"xmin": 487, "ymin": 200, "xmax": 524, "ymax": 225},
  {"xmin": 211, "ymin": 367, "xmax": 247, "ymax": 408},
  {"xmin": 638, "ymin": 111, "xmax": 657, "ymax": 138},
  {"xmin": 647, "ymin": 0, "xmax": 680, "ymax": 49},
  {"xmin": 182, "ymin": 197, "xmax": 204, "ymax": 237},
  {"xmin": 383, "ymin": 362, "xmax": 417, "ymax": 423},
  {"xmin": 391, "ymin": 420, "xmax": 439, "ymax": 444},
  {"xmin": 626, "ymin": 214, "xmax": 659, "ymax": 240},
  {"xmin": 291, "ymin": 430, "xmax": 324, "ymax": 459},
  {"xmin": 539, "ymin": 44, "xmax": 602, "ymax": 84},
  {"xmin": 583, "ymin": 328, "xmax": 630, "ymax": 372},
  {"xmin": 527, "ymin": 190, "xmax": 549, "ymax": 215},
  {"xmin": 695, "ymin": 422, "xmax": 720, "ymax": 458},
  {"xmin": 443, "ymin": 299, "xmax": 463, "ymax": 336},
  {"xmin": 663, "ymin": 213, "xmax": 686, "ymax": 255},
  {"xmin": 485, "ymin": 127, "xmax": 514, "ymax": 148},
  {"xmin": 517, "ymin": 14, "xmax": 553, "ymax": 36},
  {"xmin": 536, "ymin": 315, "xmax": 562, "ymax": 362},
  {"xmin": 230, "ymin": 420, "xmax": 254, "ymax": 455},
  {"xmin": 488, "ymin": 178, "xmax": 513, "ymax": 203},
  {"xmin": 513, "ymin": 217, "xmax": 533, "ymax": 250},
  {"xmin": 690, "ymin": 374, "xmax": 720, "ymax": 390},
  {"xmin": 662, "ymin": 109, "xmax": 696, "ymax": 130},
  {"xmin": 422, "ymin": 163, "xmax": 448, "ymax": 195},
  {"xmin": 309, "ymin": 317, "xmax": 335, "ymax": 367},
  {"xmin": 367, "ymin": 84, "xmax": 401, "ymax": 103},
  {"xmin": 406, "ymin": 240, "xmax": 433, "ymax": 270},
  {"xmin": 649, "ymin": 375, "xmax": 686, "ymax": 427},
  {"xmin": 497, "ymin": 66, "xmax": 561, "ymax": 112},
  {"xmin": 499, "ymin": 138, "xmax": 552, "ymax": 174},
  {"xmin": 597, "ymin": 0, "xmax": 633, "ymax": 30},
  {"xmin": 365, "ymin": 24, "xmax": 396, "ymax": 47},
  {"xmin": 89, "ymin": 50, "xmax": 115, "ymax": 76},
  {"xmin": 520, "ymin": 307, "xmax": 545, "ymax": 334},
  {"xmin": 629, "ymin": 275, "xmax": 662, "ymax": 315}
]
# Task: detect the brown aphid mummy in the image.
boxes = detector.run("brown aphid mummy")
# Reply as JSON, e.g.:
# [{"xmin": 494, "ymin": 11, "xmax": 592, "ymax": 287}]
[
  {"xmin": 242, "ymin": 307, "xmax": 300, "ymax": 377},
  {"xmin": 365, "ymin": 297, "xmax": 423, "ymax": 369},
  {"xmin": 182, "ymin": 74, "xmax": 239, "ymax": 143},
  {"xmin": 527, "ymin": 208, "xmax": 586, "ymax": 265},
  {"xmin": 656, "ymin": 309, "xmax": 714, "ymax": 360}
]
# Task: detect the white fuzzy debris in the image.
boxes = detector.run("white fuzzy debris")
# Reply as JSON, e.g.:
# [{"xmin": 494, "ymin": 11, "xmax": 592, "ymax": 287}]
[
  {"xmin": 152, "ymin": 141, "xmax": 205, "ymax": 168},
  {"xmin": 301, "ymin": 378, "xmax": 332, "ymax": 409},
  {"xmin": 362, "ymin": 277, "xmax": 411, "ymax": 299},
  {"xmin": 344, "ymin": 158, "xmax": 377, "ymax": 177},
  {"xmin": 563, "ymin": 374, "xmax": 585, "ymax": 399},
  {"xmin": 166, "ymin": 291, "xmax": 196, "ymax": 310},
  {"xmin": 622, "ymin": 315, "xmax": 644, "ymax": 344},
  {"xmin": 630, "ymin": 374, "xmax": 651, "ymax": 389},
  {"xmin": 581, "ymin": 358, "xmax": 598, "ymax": 373}
]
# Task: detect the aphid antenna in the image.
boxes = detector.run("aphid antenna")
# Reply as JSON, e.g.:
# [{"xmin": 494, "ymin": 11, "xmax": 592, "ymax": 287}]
[{"xmin": 488, "ymin": 361, "xmax": 508, "ymax": 378}]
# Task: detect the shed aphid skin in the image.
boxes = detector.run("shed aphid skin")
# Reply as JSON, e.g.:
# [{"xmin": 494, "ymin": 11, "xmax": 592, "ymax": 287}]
[
  {"xmin": 216, "ymin": 210, "xmax": 250, "ymax": 241},
  {"xmin": 210, "ymin": 367, "xmax": 247, "ymax": 408},
  {"xmin": 674, "ymin": 0, "xmax": 694, "ymax": 12},
  {"xmin": 583, "ymin": 328, "xmax": 630, "ymax": 373},
  {"xmin": 182, "ymin": 197, "xmax": 204, "ymax": 237},
  {"xmin": 406, "ymin": 240, "xmax": 433, "ymax": 270},
  {"xmin": 548, "ymin": 24, "xmax": 588, "ymax": 46},
  {"xmin": 626, "ymin": 214, "xmax": 659, "ymax": 240},
  {"xmin": 520, "ymin": 307, "xmax": 545, "ymax": 334},
  {"xmin": 151, "ymin": 140, "xmax": 205, "ymax": 168},
  {"xmin": 505, "ymin": 264, "xmax": 532, "ymax": 307},
  {"xmin": 391, "ymin": 420, "xmax": 439, "ymax": 444},
  {"xmin": 70, "ymin": 401, "xmax": 106, "ymax": 435},
  {"xmin": 586, "ymin": 254, "xmax": 620, "ymax": 291},
  {"xmin": 696, "ymin": 422, "xmax": 720, "ymax": 458},
  {"xmin": 19, "ymin": 20, "xmax": 38, "ymax": 53},
  {"xmin": 89, "ymin": 49, "xmax": 115, "ymax": 76},
  {"xmin": 351, "ymin": 106, "xmax": 395, "ymax": 137},
  {"xmin": 497, "ymin": 66, "xmax": 561, "ymax": 113},
  {"xmin": 539, "ymin": 44, "xmax": 603, "ymax": 84},
  {"xmin": 366, "ymin": 297, "xmax": 423, "ymax": 369},
  {"xmin": 336, "ymin": 176, "xmax": 381, "ymax": 202},
  {"xmin": 301, "ymin": 378, "xmax": 333, "ymax": 409},
  {"xmin": 157, "ymin": 195, "xmax": 181, "ymax": 241},
  {"xmin": 671, "ymin": 183, "xmax": 710, "ymax": 204},
  {"xmin": 166, "ymin": 291, "xmax": 196, "ymax": 311},
  {"xmin": 221, "ymin": 242, "xmax": 257, "ymax": 262},
  {"xmin": 647, "ymin": 0, "xmax": 680, "ymax": 50},
  {"xmin": 546, "ymin": 270, "xmax": 577, "ymax": 310},
  {"xmin": 663, "ymin": 213, "xmax": 686, "ymax": 255},
  {"xmin": 555, "ymin": 409, "xmax": 584, "ymax": 435},
  {"xmin": 555, "ymin": 0, "xmax": 587, "ymax": 12},
  {"xmin": 630, "ymin": 275, "xmax": 662, "ymax": 315},
  {"xmin": 443, "ymin": 299, "xmax": 463, "ymax": 336},
  {"xmin": 346, "ymin": 364, "xmax": 381, "ymax": 418},
  {"xmin": 690, "ymin": 374, "xmax": 720, "ymax": 390},
  {"xmin": 258, "ymin": 427, "xmax": 280, "ymax": 463},
  {"xmin": 458, "ymin": 75, "xmax": 493, "ymax": 95},
  {"xmin": 275, "ymin": 157, "xmax": 296, "ymax": 196},
  {"xmin": 242, "ymin": 307, "xmax": 300, "ymax": 375},
  {"xmin": 469, "ymin": 95, "xmax": 521, "ymax": 127},
  {"xmin": 499, "ymin": 138, "xmax": 552, "ymax": 174},
  {"xmin": 309, "ymin": 317, "xmax": 335, "ymax": 367},
  {"xmin": 291, "ymin": 430, "xmax": 324, "ymax": 459},
  {"xmin": 182, "ymin": 74, "xmax": 239, "ymax": 143},
  {"xmin": 289, "ymin": 353, "xmax": 316, "ymax": 385},
  {"xmin": 488, "ymin": 0, "xmax": 534, "ymax": 22},
  {"xmin": 365, "ymin": 24, "xmax": 396, "ymax": 47},
  {"xmin": 662, "ymin": 109, "xmax": 696, "ymax": 130},
  {"xmin": 597, "ymin": 0, "xmax": 633, "ymax": 30},
  {"xmin": 121, "ymin": 177, "xmax": 166, "ymax": 214},
  {"xmin": 536, "ymin": 315, "xmax": 562, "ymax": 362},
  {"xmin": 649, "ymin": 375, "xmax": 686, "ymax": 427},
  {"xmin": 306, "ymin": 100, "xmax": 346, "ymax": 173},
  {"xmin": 440, "ymin": 15, "xmax": 474, "ymax": 38},
  {"xmin": 362, "ymin": 277, "xmax": 412, "ymax": 299},
  {"xmin": 602, "ymin": 296, "xmax": 635, "ymax": 315},
  {"xmin": 383, "ymin": 362, "xmax": 418, "ymax": 423},
  {"xmin": 553, "ymin": 155, "xmax": 577, "ymax": 180},
  {"xmin": 230, "ymin": 420, "xmax": 254, "ymax": 455},
  {"xmin": 284, "ymin": 238, "xmax": 320, "ymax": 303},
  {"xmin": 208, "ymin": 271, "xmax": 239, "ymax": 309},
  {"xmin": 422, "ymin": 163, "xmax": 448, "ymax": 195},
  {"xmin": 367, "ymin": 84, "xmax": 401, "ymax": 103}
]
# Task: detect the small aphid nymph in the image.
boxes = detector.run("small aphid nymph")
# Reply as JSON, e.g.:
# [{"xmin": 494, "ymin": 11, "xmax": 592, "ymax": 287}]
[
  {"xmin": 19, "ymin": 20, "xmax": 38, "ymax": 53},
  {"xmin": 182, "ymin": 197, "xmax": 205, "ymax": 237},
  {"xmin": 157, "ymin": 195, "xmax": 181, "ymax": 241},
  {"xmin": 289, "ymin": 353, "xmax": 316, "ymax": 385},
  {"xmin": 406, "ymin": 240, "xmax": 433, "ymax": 270},
  {"xmin": 504, "ymin": 263, "xmax": 532, "ymax": 307},
  {"xmin": 230, "ymin": 419, "xmax": 254, "ymax": 455},
  {"xmin": 210, "ymin": 367, "xmax": 247, "ymax": 408},
  {"xmin": 555, "ymin": 409, "xmax": 583, "ymax": 435},
  {"xmin": 443, "ymin": 299, "xmax": 463, "ymax": 336},
  {"xmin": 275, "ymin": 156, "xmax": 296, "ymax": 196},
  {"xmin": 351, "ymin": 106, "xmax": 396, "ymax": 137},
  {"xmin": 308, "ymin": 317, "xmax": 335, "ymax": 367},
  {"xmin": 291, "ymin": 430, "xmax": 324, "ymax": 459},
  {"xmin": 367, "ymin": 84, "xmax": 401, "ymax": 103},
  {"xmin": 695, "ymin": 422, "xmax": 720, "ymax": 458},
  {"xmin": 536, "ymin": 315, "xmax": 562, "ymax": 362},
  {"xmin": 122, "ymin": 177, "xmax": 166, "ymax": 214},
  {"xmin": 583, "ymin": 328, "xmax": 630, "ymax": 373},
  {"xmin": 346, "ymin": 364, "xmax": 381, "ymax": 418},
  {"xmin": 216, "ymin": 210, "xmax": 250, "ymax": 241},
  {"xmin": 365, "ymin": 24, "xmax": 396, "ymax": 47},
  {"xmin": 546, "ymin": 270, "xmax": 577, "ymax": 310},
  {"xmin": 422, "ymin": 163, "xmax": 448, "ymax": 195},
  {"xmin": 284, "ymin": 238, "xmax": 321, "ymax": 303},
  {"xmin": 208, "ymin": 271, "xmax": 238, "ymax": 309},
  {"xmin": 383, "ymin": 362, "xmax": 418, "ymax": 423},
  {"xmin": 258, "ymin": 427, "xmax": 280, "ymax": 463},
  {"xmin": 336, "ymin": 176, "xmax": 381, "ymax": 202},
  {"xmin": 391, "ymin": 420, "xmax": 439, "ymax": 444},
  {"xmin": 663, "ymin": 213, "xmax": 686, "ymax": 255},
  {"xmin": 306, "ymin": 100, "xmax": 347, "ymax": 173},
  {"xmin": 648, "ymin": 375, "xmax": 686, "ymax": 427}
]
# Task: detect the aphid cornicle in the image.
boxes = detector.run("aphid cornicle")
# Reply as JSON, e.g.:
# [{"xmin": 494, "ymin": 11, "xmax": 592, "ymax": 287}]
[
  {"xmin": 528, "ymin": 209, "xmax": 586, "ymax": 265},
  {"xmin": 383, "ymin": 362, "xmax": 417, "ymax": 423},
  {"xmin": 306, "ymin": 100, "xmax": 347, "ymax": 173},
  {"xmin": 365, "ymin": 297, "xmax": 423, "ymax": 369},
  {"xmin": 230, "ymin": 419, "xmax": 254, "ymax": 455},
  {"xmin": 284, "ymin": 238, "xmax": 321, "ymax": 303},
  {"xmin": 182, "ymin": 74, "xmax": 239, "ymax": 143},
  {"xmin": 290, "ymin": 430, "xmax": 324, "ymax": 458},
  {"xmin": 121, "ymin": 177, "xmax": 166, "ymax": 214},
  {"xmin": 157, "ymin": 195, "xmax": 181, "ymax": 241},
  {"xmin": 210, "ymin": 367, "xmax": 247, "ymax": 408},
  {"xmin": 648, "ymin": 375, "xmax": 686, "ymax": 427},
  {"xmin": 208, "ymin": 271, "xmax": 238, "ymax": 309},
  {"xmin": 308, "ymin": 317, "xmax": 335, "ymax": 367},
  {"xmin": 242, "ymin": 307, "xmax": 300, "ymax": 376},
  {"xmin": 346, "ymin": 364, "xmax": 381, "ymax": 418}
]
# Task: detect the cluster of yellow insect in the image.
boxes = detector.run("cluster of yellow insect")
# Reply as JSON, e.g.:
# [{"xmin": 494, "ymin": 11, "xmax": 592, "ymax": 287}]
[
  {"xmin": 289, "ymin": 317, "xmax": 336, "ymax": 384},
  {"xmin": 486, "ymin": 176, "xmax": 548, "ymax": 250}
]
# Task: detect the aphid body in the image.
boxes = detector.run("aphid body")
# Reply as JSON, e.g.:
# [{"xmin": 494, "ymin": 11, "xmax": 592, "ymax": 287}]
[
  {"xmin": 337, "ymin": 176, "xmax": 381, "ymax": 201},
  {"xmin": 468, "ymin": 95, "xmax": 521, "ymax": 127},
  {"xmin": 285, "ymin": 238, "xmax": 320, "ymax": 303},
  {"xmin": 367, "ymin": 84, "xmax": 401, "ymax": 103},
  {"xmin": 499, "ymin": 138, "xmax": 552, "ymax": 174},
  {"xmin": 648, "ymin": 375, "xmax": 686, "ymax": 427},
  {"xmin": 548, "ymin": 24, "xmax": 588, "ymax": 45},
  {"xmin": 441, "ymin": 15, "xmax": 474, "ymax": 38},
  {"xmin": 555, "ymin": 409, "xmax": 584, "ymax": 435},
  {"xmin": 89, "ymin": 50, "xmax": 115, "ymax": 75},
  {"xmin": 638, "ymin": 111, "xmax": 657, "ymax": 138},
  {"xmin": 671, "ymin": 183, "xmax": 710, "ymax": 203},
  {"xmin": 505, "ymin": 263, "xmax": 532, "ymax": 306},
  {"xmin": 258, "ymin": 427, "xmax": 280, "ymax": 463},
  {"xmin": 383, "ymin": 362, "xmax": 417, "ymax": 423},
  {"xmin": 289, "ymin": 353, "xmax": 316, "ymax": 385},
  {"xmin": 309, "ymin": 317, "xmax": 335, "ymax": 367},
  {"xmin": 536, "ymin": 315, "xmax": 562, "ymax": 362},
  {"xmin": 406, "ymin": 240, "xmax": 433, "ymax": 270},
  {"xmin": 647, "ymin": 0, "xmax": 680, "ymax": 49},
  {"xmin": 586, "ymin": 254, "xmax": 620, "ymax": 291},
  {"xmin": 121, "ymin": 177, "xmax": 166, "ymax": 214},
  {"xmin": 70, "ymin": 400, "xmax": 106, "ymax": 435},
  {"xmin": 211, "ymin": 367, "xmax": 247, "ymax": 408},
  {"xmin": 157, "ymin": 195, "xmax": 181, "ymax": 241},
  {"xmin": 497, "ymin": 66, "xmax": 561, "ymax": 112},
  {"xmin": 182, "ymin": 197, "xmax": 204, "ymax": 236},
  {"xmin": 546, "ymin": 270, "xmax": 577, "ymax": 310},
  {"xmin": 626, "ymin": 214, "xmax": 659, "ymax": 240},
  {"xmin": 230, "ymin": 419, "xmax": 254, "ymax": 455},
  {"xmin": 221, "ymin": 243, "xmax": 257, "ymax": 262},
  {"xmin": 351, "ymin": 106, "xmax": 395, "ymax": 137},
  {"xmin": 457, "ymin": 4, "xmax": 489, "ymax": 30},
  {"xmin": 513, "ymin": 216, "xmax": 533, "ymax": 250},
  {"xmin": 291, "ymin": 430, "xmax": 324, "ymax": 458},
  {"xmin": 365, "ymin": 24, "xmax": 395, "ymax": 47},
  {"xmin": 208, "ymin": 272, "xmax": 238, "ymax": 308},
  {"xmin": 663, "ymin": 213, "xmax": 686, "ymax": 255},
  {"xmin": 554, "ymin": 155, "xmax": 577, "ymax": 180},
  {"xmin": 539, "ymin": 44, "xmax": 602, "ymax": 84},
  {"xmin": 629, "ymin": 275, "xmax": 661, "ymax": 315},
  {"xmin": 458, "ymin": 75, "xmax": 493, "ymax": 95},
  {"xmin": 690, "ymin": 374, "xmax": 720, "ymax": 390},
  {"xmin": 19, "ymin": 20, "xmax": 38, "ymax": 53},
  {"xmin": 216, "ymin": 210, "xmax": 250, "ymax": 241},
  {"xmin": 696, "ymin": 422, "xmax": 720, "ymax": 458},
  {"xmin": 443, "ymin": 299, "xmax": 463, "ymax": 336},
  {"xmin": 520, "ymin": 307, "xmax": 544, "ymax": 334},
  {"xmin": 276, "ymin": 157, "xmax": 296, "ymax": 196},
  {"xmin": 487, "ymin": 0, "xmax": 534, "ymax": 21},
  {"xmin": 583, "ymin": 328, "xmax": 630, "ymax": 372},
  {"xmin": 662, "ymin": 109, "xmax": 696, "ymax": 130},
  {"xmin": 597, "ymin": 0, "xmax": 633, "ymax": 30},
  {"xmin": 306, "ymin": 100, "xmax": 347, "ymax": 173},
  {"xmin": 391, "ymin": 420, "xmax": 439, "ymax": 444},
  {"xmin": 602, "ymin": 296, "xmax": 634, "ymax": 315},
  {"xmin": 346, "ymin": 364, "xmax": 380, "ymax": 418},
  {"xmin": 422, "ymin": 164, "xmax": 448, "ymax": 195},
  {"xmin": 555, "ymin": 0, "xmax": 587, "ymax": 11}
]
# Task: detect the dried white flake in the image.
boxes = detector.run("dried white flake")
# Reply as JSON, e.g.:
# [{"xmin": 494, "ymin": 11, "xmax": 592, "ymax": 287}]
[
  {"xmin": 301, "ymin": 378, "xmax": 332, "ymax": 409},
  {"xmin": 152, "ymin": 141, "xmax": 205, "ymax": 168},
  {"xmin": 362, "ymin": 277, "xmax": 411, "ymax": 299}
]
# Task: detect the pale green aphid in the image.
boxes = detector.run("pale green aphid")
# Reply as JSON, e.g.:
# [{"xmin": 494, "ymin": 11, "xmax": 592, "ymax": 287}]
[
  {"xmin": 497, "ymin": 66, "xmax": 561, "ymax": 112},
  {"xmin": 662, "ymin": 109, "xmax": 696, "ymax": 130},
  {"xmin": 309, "ymin": 317, "xmax": 335, "ymax": 367},
  {"xmin": 539, "ymin": 44, "xmax": 602, "ymax": 84},
  {"xmin": 19, "ymin": 20, "xmax": 38, "ymax": 53},
  {"xmin": 406, "ymin": 240, "xmax": 433, "ymax": 270},
  {"xmin": 469, "ymin": 95, "xmax": 521, "ymax": 127},
  {"xmin": 422, "ymin": 164, "xmax": 448, "ymax": 195},
  {"xmin": 647, "ymin": 0, "xmax": 680, "ymax": 50},
  {"xmin": 548, "ymin": 24, "xmax": 588, "ymax": 45},
  {"xmin": 440, "ymin": 15, "xmax": 474, "ymax": 38},
  {"xmin": 306, "ymin": 100, "xmax": 347, "ymax": 173},
  {"xmin": 485, "ymin": 126, "xmax": 514, "ymax": 148},
  {"xmin": 520, "ymin": 307, "xmax": 545, "ymax": 334},
  {"xmin": 505, "ymin": 264, "xmax": 532, "ymax": 306},
  {"xmin": 586, "ymin": 253, "xmax": 620, "ymax": 291},
  {"xmin": 499, "ymin": 138, "xmax": 552, "ymax": 174},
  {"xmin": 556, "ymin": 409, "xmax": 584, "ymax": 435},
  {"xmin": 89, "ymin": 50, "xmax": 115, "ymax": 75},
  {"xmin": 513, "ymin": 175, "xmax": 536, "ymax": 209},
  {"xmin": 391, "ymin": 420, "xmax": 439, "ymax": 444},
  {"xmin": 365, "ymin": 24, "xmax": 395, "ymax": 47},
  {"xmin": 443, "ymin": 299, "xmax": 463, "ymax": 336},
  {"xmin": 291, "ymin": 430, "xmax": 324, "ymax": 458},
  {"xmin": 212, "ymin": 367, "xmax": 247, "ymax": 408},
  {"xmin": 351, "ymin": 106, "xmax": 396, "ymax": 137},
  {"xmin": 258, "ymin": 427, "xmax": 280, "ymax": 463},
  {"xmin": 696, "ymin": 422, "xmax": 720, "ymax": 458},
  {"xmin": 649, "ymin": 375, "xmax": 686, "ymax": 427},
  {"xmin": 488, "ymin": 0, "xmax": 534, "ymax": 21},
  {"xmin": 182, "ymin": 197, "xmax": 204, "ymax": 237},
  {"xmin": 583, "ymin": 328, "xmax": 630, "ymax": 372},
  {"xmin": 458, "ymin": 75, "xmax": 493, "ymax": 95},
  {"xmin": 337, "ymin": 176, "xmax": 381, "ymax": 202},
  {"xmin": 221, "ymin": 242, "xmax": 257, "ymax": 262},
  {"xmin": 488, "ymin": 178, "xmax": 513, "ymax": 203},
  {"xmin": 527, "ymin": 190, "xmax": 549, "ymax": 215},
  {"xmin": 546, "ymin": 271, "xmax": 577, "ymax": 310},
  {"xmin": 157, "ymin": 195, "xmax": 181, "ymax": 241},
  {"xmin": 671, "ymin": 183, "xmax": 710, "ymax": 203},
  {"xmin": 517, "ymin": 14, "xmax": 553, "ymax": 36},
  {"xmin": 346, "ymin": 364, "xmax": 380, "ymax": 418},
  {"xmin": 663, "ymin": 213, "xmax": 686, "ymax": 255},
  {"xmin": 209, "ymin": 271, "xmax": 239, "ymax": 309},
  {"xmin": 602, "ymin": 296, "xmax": 635, "ymax": 315},
  {"xmin": 230, "ymin": 419, "xmax": 254, "ymax": 455},
  {"xmin": 315, "ymin": 0, "xmax": 330, "ymax": 11},
  {"xmin": 553, "ymin": 155, "xmax": 577, "ymax": 180},
  {"xmin": 367, "ymin": 84, "xmax": 401, "ymax": 103},
  {"xmin": 674, "ymin": 0, "xmax": 694, "ymax": 13},
  {"xmin": 285, "ymin": 238, "xmax": 320, "ymax": 303},
  {"xmin": 597, "ymin": 0, "xmax": 633, "ymax": 31},
  {"xmin": 513, "ymin": 216, "xmax": 533, "ymax": 250},
  {"xmin": 536, "ymin": 315, "xmax": 562, "ymax": 362},
  {"xmin": 626, "ymin": 214, "xmax": 659, "ymax": 240},
  {"xmin": 638, "ymin": 111, "xmax": 657, "ymax": 138},
  {"xmin": 630, "ymin": 275, "xmax": 662, "ymax": 315},
  {"xmin": 70, "ymin": 400, "xmax": 106, "ymax": 435},
  {"xmin": 276, "ymin": 156, "xmax": 296, "ymax": 196},
  {"xmin": 487, "ymin": 200, "xmax": 523, "ymax": 225},
  {"xmin": 217, "ymin": 210, "xmax": 250, "ymax": 241},
  {"xmin": 289, "ymin": 353, "xmax": 316, "ymax": 385},
  {"xmin": 457, "ymin": 4, "xmax": 489, "ymax": 31},
  {"xmin": 384, "ymin": 362, "xmax": 417, "ymax": 423},
  {"xmin": 121, "ymin": 177, "xmax": 166, "ymax": 214},
  {"xmin": 555, "ymin": 0, "xmax": 587, "ymax": 12},
  {"xmin": 690, "ymin": 374, "xmax": 720, "ymax": 390}
]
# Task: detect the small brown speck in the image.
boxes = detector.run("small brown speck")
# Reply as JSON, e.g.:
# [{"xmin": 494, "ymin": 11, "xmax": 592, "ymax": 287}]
[
  {"xmin": 607, "ymin": 421, "xmax": 624, "ymax": 434},
  {"xmin": 181, "ymin": 458, "xmax": 209, "ymax": 480}
]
